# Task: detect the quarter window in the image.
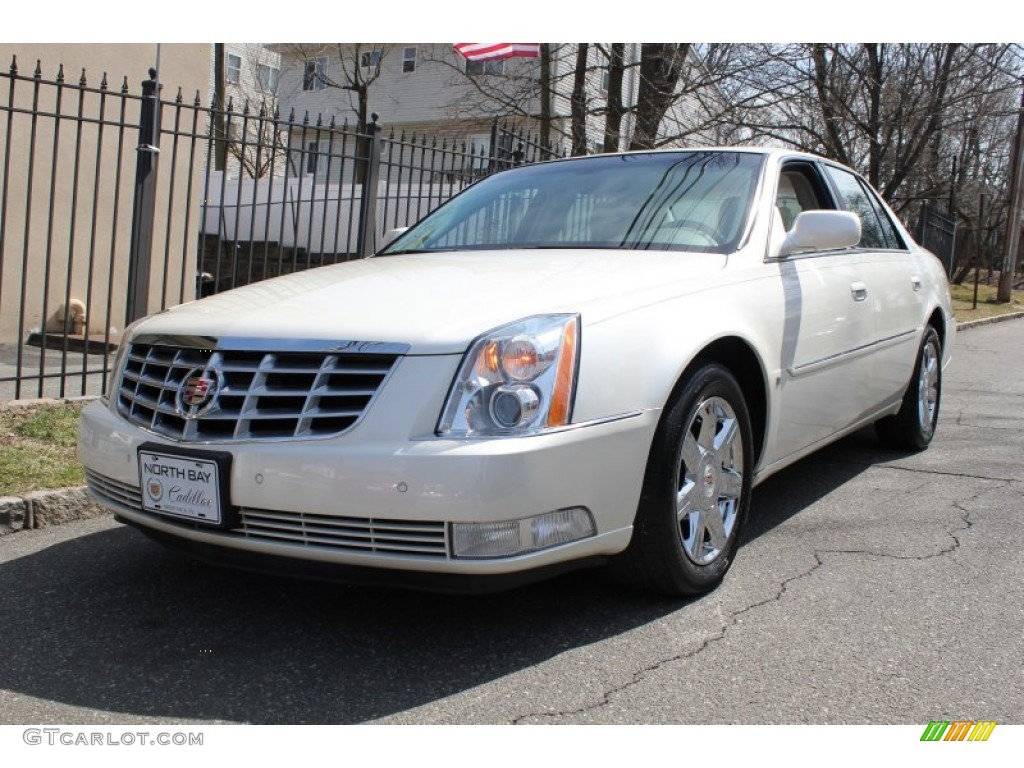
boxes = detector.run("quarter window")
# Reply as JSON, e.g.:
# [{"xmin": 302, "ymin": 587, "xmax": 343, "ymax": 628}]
[{"xmin": 776, "ymin": 164, "xmax": 831, "ymax": 231}]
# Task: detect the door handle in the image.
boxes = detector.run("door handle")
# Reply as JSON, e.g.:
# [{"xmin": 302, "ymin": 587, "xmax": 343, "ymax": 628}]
[
  {"xmin": 850, "ymin": 282, "xmax": 868, "ymax": 302},
  {"xmin": 911, "ymin": 275, "xmax": 922, "ymax": 292}
]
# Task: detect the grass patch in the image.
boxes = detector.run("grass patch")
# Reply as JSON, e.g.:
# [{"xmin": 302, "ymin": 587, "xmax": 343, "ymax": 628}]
[
  {"xmin": 950, "ymin": 279, "xmax": 1024, "ymax": 324},
  {"xmin": 0, "ymin": 400, "xmax": 87, "ymax": 496}
]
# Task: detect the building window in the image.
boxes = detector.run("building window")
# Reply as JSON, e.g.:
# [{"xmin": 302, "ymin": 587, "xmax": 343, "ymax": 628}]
[
  {"xmin": 306, "ymin": 142, "xmax": 324, "ymax": 175},
  {"xmin": 402, "ymin": 47, "xmax": 417, "ymax": 73},
  {"xmin": 257, "ymin": 63, "xmax": 279, "ymax": 94},
  {"xmin": 226, "ymin": 54, "xmax": 242, "ymax": 85},
  {"xmin": 360, "ymin": 49, "xmax": 383, "ymax": 70},
  {"xmin": 466, "ymin": 59, "xmax": 504, "ymax": 76},
  {"xmin": 303, "ymin": 58, "xmax": 327, "ymax": 91},
  {"xmin": 599, "ymin": 70, "xmax": 609, "ymax": 95}
]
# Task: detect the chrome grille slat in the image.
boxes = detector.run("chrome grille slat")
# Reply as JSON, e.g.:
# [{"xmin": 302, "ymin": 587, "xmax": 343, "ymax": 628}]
[
  {"xmin": 116, "ymin": 341, "xmax": 400, "ymax": 442},
  {"xmin": 239, "ymin": 509, "xmax": 448, "ymax": 556},
  {"xmin": 84, "ymin": 471, "xmax": 448, "ymax": 559},
  {"xmin": 85, "ymin": 470, "xmax": 144, "ymax": 508}
]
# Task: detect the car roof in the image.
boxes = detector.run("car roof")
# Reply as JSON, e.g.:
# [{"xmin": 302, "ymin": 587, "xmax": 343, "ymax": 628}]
[{"xmin": 534, "ymin": 146, "xmax": 826, "ymax": 168}]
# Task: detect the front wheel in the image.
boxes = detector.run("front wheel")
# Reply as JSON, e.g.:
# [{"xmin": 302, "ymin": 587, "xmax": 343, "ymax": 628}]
[
  {"xmin": 612, "ymin": 362, "xmax": 753, "ymax": 597},
  {"xmin": 876, "ymin": 325, "xmax": 942, "ymax": 451}
]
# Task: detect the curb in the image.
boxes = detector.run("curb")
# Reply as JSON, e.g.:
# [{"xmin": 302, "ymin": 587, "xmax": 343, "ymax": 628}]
[
  {"xmin": 0, "ymin": 486, "xmax": 109, "ymax": 537},
  {"xmin": 956, "ymin": 310, "xmax": 1024, "ymax": 332}
]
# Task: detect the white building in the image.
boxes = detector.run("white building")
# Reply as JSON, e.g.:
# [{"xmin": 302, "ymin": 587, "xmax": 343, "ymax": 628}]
[{"xmin": 267, "ymin": 43, "xmax": 718, "ymax": 160}]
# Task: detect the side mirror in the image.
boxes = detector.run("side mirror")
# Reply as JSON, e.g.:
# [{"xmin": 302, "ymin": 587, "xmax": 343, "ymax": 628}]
[
  {"xmin": 381, "ymin": 227, "xmax": 409, "ymax": 248},
  {"xmin": 778, "ymin": 211, "xmax": 861, "ymax": 256}
]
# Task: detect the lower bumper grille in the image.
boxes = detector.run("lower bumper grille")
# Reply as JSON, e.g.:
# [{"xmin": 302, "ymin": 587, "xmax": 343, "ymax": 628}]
[{"xmin": 85, "ymin": 470, "xmax": 449, "ymax": 559}]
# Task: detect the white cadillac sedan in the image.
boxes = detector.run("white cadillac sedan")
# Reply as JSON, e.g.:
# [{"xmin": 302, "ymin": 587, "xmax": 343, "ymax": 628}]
[{"xmin": 78, "ymin": 148, "xmax": 953, "ymax": 596}]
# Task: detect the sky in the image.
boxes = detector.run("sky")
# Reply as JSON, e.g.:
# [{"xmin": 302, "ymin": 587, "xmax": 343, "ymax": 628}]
[{"xmin": 4, "ymin": 1, "xmax": 1019, "ymax": 44}]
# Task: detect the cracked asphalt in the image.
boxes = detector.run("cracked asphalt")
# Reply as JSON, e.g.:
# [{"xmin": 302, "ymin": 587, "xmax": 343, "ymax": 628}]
[{"xmin": 0, "ymin": 320, "xmax": 1021, "ymax": 725}]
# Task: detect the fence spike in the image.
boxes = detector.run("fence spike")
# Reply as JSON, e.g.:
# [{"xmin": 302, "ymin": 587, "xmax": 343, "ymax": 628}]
[
  {"xmin": 315, "ymin": 112, "xmax": 323, "ymax": 128},
  {"xmin": 287, "ymin": 107, "xmax": 296, "ymax": 124},
  {"xmin": 120, "ymin": 75, "xmax": 128, "ymax": 94},
  {"xmin": 226, "ymin": 96, "xmax": 235, "ymax": 113},
  {"xmin": 79, "ymin": 68, "xmax": 87, "ymax": 87},
  {"xmin": 8, "ymin": 55, "xmax": 16, "ymax": 74},
  {"xmin": 100, "ymin": 72, "xmax": 108, "ymax": 91},
  {"xmin": 56, "ymin": 63, "xmax": 65, "ymax": 83},
  {"xmin": 193, "ymin": 89, "xmax": 201, "ymax": 107},
  {"xmin": 259, "ymin": 101, "xmax": 267, "ymax": 117},
  {"xmin": 34, "ymin": 59, "xmax": 42, "ymax": 79},
  {"xmin": 328, "ymin": 114, "xmax": 336, "ymax": 129},
  {"xmin": 242, "ymin": 99, "xmax": 250, "ymax": 115},
  {"xmin": 174, "ymin": 86, "xmax": 183, "ymax": 103},
  {"xmin": 302, "ymin": 110, "xmax": 309, "ymax": 125}
]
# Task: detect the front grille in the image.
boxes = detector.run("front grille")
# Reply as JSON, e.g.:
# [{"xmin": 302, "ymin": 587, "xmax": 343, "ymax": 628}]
[
  {"xmin": 86, "ymin": 469, "xmax": 144, "ymax": 509},
  {"xmin": 239, "ymin": 510, "xmax": 449, "ymax": 557},
  {"xmin": 85, "ymin": 470, "xmax": 450, "ymax": 560},
  {"xmin": 116, "ymin": 341, "xmax": 400, "ymax": 442}
]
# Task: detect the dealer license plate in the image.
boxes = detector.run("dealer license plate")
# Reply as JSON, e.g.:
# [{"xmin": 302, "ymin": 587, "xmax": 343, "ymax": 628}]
[{"xmin": 139, "ymin": 449, "xmax": 225, "ymax": 525}]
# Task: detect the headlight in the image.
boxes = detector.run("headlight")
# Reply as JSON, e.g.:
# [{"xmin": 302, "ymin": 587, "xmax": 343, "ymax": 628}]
[{"xmin": 437, "ymin": 314, "xmax": 579, "ymax": 437}]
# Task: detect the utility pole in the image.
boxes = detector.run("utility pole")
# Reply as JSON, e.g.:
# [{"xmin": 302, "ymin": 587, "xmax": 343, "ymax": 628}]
[
  {"xmin": 213, "ymin": 44, "xmax": 227, "ymax": 172},
  {"xmin": 997, "ymin": 78, "xmax": 1024, "ymax": 302}
]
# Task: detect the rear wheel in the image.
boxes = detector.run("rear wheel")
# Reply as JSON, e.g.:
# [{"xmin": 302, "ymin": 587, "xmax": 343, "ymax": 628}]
[
  {"xmin": 613, "ymin": 362, "xmax": 753, "ymax": 596},
  {"xmin": 876, "ymin": 325, "xmax": 942, "ymax": 451}
]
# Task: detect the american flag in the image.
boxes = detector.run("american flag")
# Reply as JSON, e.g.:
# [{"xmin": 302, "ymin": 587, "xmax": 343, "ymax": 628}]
[{"xmin": 453, "ymin": 44, "xmax": 542, "ymax": 62}]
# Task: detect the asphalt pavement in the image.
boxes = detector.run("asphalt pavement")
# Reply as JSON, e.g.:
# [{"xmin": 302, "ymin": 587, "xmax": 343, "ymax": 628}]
[{"xmin": 0, "ymin": 319, "xmax": 1021, "ymax": 725}]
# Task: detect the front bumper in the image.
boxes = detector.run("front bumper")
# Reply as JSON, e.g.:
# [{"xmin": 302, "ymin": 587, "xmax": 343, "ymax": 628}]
[{"xmin": 78, "ymin": 391, "xmax": 655, "ymax": 582}]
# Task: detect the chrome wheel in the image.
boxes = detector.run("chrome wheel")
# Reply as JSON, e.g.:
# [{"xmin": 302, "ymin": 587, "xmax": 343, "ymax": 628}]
[
  {"xmin": 612, "ymin": 362, "xmax": 753, "ymax": 596},
  {"xmin": 676, "ymin": 396, "xmax": 744, "ymax": 565},
  {"xmin": 875, "ymin": 325, "xmax": 942, "ymax": 452},
  {"xmin": 917, "ymin": 336, "xmax": 940, "ymax": 439}
]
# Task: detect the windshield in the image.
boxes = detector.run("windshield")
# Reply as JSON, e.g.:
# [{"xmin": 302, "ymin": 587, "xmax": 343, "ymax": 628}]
[{"xmin": 381, "ymin": 151, "xmax": 764, "ymax": 256}]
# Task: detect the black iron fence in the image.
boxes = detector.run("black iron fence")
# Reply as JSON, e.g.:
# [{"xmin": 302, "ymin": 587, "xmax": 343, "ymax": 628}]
[
  {"xmin": 916, "ymin": 203, "xmax": 956, "ymax": 276},
  {"xmin": 0, "ymin": 59, "xmax": 564, "ymax": 402}
]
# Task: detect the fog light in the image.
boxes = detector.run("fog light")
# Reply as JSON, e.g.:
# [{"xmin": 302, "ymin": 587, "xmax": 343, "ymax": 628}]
[{"xmin": 451, "ymin": 507, "xmax": 595, "ymax": 559}]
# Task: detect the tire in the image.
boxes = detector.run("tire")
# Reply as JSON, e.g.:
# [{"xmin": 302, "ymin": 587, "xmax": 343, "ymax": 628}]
[
  {"xmin": 876, "ymin": 325, "xmax": 942, "ymax": 451},
  {"xmin": 612, "ymin": 362, "xmax": 753, "ymax": 597}
]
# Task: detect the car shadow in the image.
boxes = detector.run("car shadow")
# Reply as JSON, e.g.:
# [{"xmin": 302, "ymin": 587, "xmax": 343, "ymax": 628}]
[
  {"xmin": 0, "ymin": 429, "xmax": 909, "ymax": 724},
  {"xmin": 743, "ymin": 426, "xmax": 896, "ymax": 544}
]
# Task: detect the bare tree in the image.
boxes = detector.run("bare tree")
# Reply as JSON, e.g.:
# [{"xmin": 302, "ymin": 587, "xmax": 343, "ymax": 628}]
[
  {"xmin": 629, "ymin": 44, "xmax": 689, "ymax": 150},
  {"xmin": 570, "ymin": 44, "xmax": 590, "ymax": 155},
  {"xmin": 279, "ymin": 43, "xmax": 392, "ymax": 132},
  {"xmin": 602, "ymin": 43, "xmax": 626, "ymax": 152}
]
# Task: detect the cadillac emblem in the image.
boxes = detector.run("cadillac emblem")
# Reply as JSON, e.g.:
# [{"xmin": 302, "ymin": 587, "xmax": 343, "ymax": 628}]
[{"xmin": 175, "ymin": 367, "xmax": 223, "ymax": 419}]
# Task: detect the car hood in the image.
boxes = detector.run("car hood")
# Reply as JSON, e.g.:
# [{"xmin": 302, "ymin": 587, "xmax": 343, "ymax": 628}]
[{"xmin": 142, "ymin": 250, "xmax": 728, "ymax": 354}]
